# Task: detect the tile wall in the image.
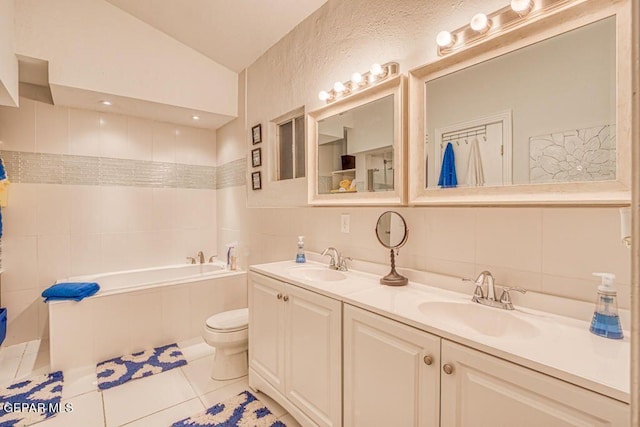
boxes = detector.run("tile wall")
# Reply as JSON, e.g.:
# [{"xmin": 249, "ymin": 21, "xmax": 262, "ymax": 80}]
[{"xmin": 0, "ymin": 98, "xmax": 218, "ymax": 345}]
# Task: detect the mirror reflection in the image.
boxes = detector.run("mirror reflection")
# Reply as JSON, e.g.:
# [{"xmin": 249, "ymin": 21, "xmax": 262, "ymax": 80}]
[
  {"xmin": 376, "ymin": 211, "xmax": 408, "ymax": 249},
  {"xmin": 425, "ymin": 17, "xmax": 616, "ymax": 190},
  {"xmin": 317, "ymin": 95, "xmax": 394, "ymax": 194}
]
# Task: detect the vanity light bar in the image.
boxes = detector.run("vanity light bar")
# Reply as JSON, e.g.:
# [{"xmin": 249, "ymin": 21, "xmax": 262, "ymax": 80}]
[
  {"xmin": 436, "ymin": 0, "xmax": 574, "ymax": 56},
  {"xmin": 318, "ymin": 62, "xmax": 399, "ymax": 103}
]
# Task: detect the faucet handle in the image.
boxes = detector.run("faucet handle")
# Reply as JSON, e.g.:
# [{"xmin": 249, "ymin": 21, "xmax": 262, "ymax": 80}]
[
  {"xmin": 186, "ymin": 257, "xmax": 196, "ymax": 264},
  {"xmin": 208, "ymin": 256, "xmax": 216, "ymax": 263},
  {"xmin": 338, "ymin": 256, "xmax": 352, "ymax": 271},
  {"xmin": 499, "ymin": 287, "xmax": 527, "ymax": 304},
  {"xmin": 462, "ymin": 278, "xmax": 484, "ymax": 299}
]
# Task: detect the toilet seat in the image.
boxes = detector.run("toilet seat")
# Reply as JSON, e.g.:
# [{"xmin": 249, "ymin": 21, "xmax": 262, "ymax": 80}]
[{"xmin": 205, "ymin": 308, "xmax": 248, "ymax": 332}]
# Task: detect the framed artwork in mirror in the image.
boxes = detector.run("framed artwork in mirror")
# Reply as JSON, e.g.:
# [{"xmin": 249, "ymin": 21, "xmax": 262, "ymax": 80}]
[
  {"xmin": 251, "ymin": 171, "xmax": 262, "ymax": 190},
  {"xmin": 252, "ymin": 124, "xmax": 262, "ymax": 144},
  {"xmin": 251, "ymin": 148, "xmax": 262, "ymax": 168}
]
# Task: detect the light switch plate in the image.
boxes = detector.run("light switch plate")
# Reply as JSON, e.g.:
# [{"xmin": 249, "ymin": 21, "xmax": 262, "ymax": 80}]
[{"xmin": 341, "ymin": 214, "xmax": 350, "ymax": 233}]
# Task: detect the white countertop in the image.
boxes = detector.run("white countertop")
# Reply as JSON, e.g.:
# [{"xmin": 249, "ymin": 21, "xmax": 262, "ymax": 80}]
[{"xmin": 250, "ymin": 259, "xmax": 630, "ymax": 404}]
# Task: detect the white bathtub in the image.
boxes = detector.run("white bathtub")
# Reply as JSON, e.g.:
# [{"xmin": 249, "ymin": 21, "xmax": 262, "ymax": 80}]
[{"xmin": 48, "ymin": 263, "xmax": 247, "ymax": 371}]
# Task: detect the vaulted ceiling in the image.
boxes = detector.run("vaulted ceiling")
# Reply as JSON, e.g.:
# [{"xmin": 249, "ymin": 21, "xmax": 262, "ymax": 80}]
[{"xmin": 104, "ymin": 0, "xmax": 328, "ymax": 72}]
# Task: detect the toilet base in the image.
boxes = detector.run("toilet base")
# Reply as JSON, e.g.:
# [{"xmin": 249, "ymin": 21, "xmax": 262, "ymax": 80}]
[{"xmin": 211, "ymin": 348, "xmax": 248, "ymax": 380}]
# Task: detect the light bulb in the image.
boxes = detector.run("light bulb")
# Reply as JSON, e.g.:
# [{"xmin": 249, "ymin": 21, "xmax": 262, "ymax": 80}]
[
  {"xmin": 470, "ymin": 13, "xmax": 491, "ymax": 33},
  {"xmin": 351, "ymin": 72, "xmax": 363, "ymax": 84},
  {"xmin": 333, "ymin": 81, "xmax": 346, "ymax": 93},
  {"xmin": 318, "ymin": 90, "xmax": 330, "ymax": 101},
  {"xmin": 510, "ymin": 0, "xmax": 533, "ymax": 15},
  {"xmin": 436, "ymin": 30, "xmax": 455, "ymax": 48},
  {"xmin": 370, "ymin": 63, "xmax": 383, "ymax": 76}
]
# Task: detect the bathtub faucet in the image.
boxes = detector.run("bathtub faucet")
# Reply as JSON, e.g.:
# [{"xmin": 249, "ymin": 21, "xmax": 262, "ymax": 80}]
[{"xmin": 197, "ymin": 251, "xmax": 205, "ymax": 264}]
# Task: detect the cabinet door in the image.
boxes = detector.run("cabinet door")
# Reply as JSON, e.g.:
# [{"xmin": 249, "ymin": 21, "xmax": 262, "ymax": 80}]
[
  {"xmin": 343, "ymin": 304, "xmax": 440, "ymax": 427},
  {"xmin": 284, "ymin": 284, "xmax": 342, "ymax": 427},
  {"xmin": 441, "ymin": 340, "xmax": 630, "ymax": 427},
  {"xmin": 248, "ymin": 273, "xmax": 285, "ymax": 391}
]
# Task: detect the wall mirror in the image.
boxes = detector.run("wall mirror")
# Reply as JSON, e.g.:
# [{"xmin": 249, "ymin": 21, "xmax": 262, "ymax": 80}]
[
  {"xmin": 408, "ymin": 1, "xmax": 631, "ymax": 205},
  {"xmin": 307, "ymin": 75, "xmax": 407, "ymax": 205}
]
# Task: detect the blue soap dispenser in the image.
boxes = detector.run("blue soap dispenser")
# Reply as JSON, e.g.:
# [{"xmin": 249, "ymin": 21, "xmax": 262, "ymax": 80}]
[
  {"xmin": 589, "ymin": 272, "xmax": 623, "ymax": 339},
  {"xmin": 295, "ymin": 236, "xmax": 306, "ymax": 263}
]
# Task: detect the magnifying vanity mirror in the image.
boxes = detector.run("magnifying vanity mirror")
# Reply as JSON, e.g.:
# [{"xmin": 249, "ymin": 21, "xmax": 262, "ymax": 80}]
[
  {"xmin": 307, "ymin": 75, "xmax": 407, "ymax": 205},
  {"xmin": 375, "ymin": 211, "xmax": 408, "ymax": 286},
  {"xmin": 408, "ymin": 1, "xmax": 631, "ymax": 205}
]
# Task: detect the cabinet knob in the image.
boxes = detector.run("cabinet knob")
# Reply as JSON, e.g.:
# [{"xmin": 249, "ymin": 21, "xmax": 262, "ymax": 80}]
[
  {"xmin": 443, "ymin": 364, "xmax": 454, "ymax": 375},
  {"xmin": 423, "ymin": 355, "xmax": 433, "ymax": 366},
  {"xmin": 277, "ymin": 293, "xmax": 283, "ymax": 300},
  {"xmin": 283, "ymin": 295, "xmax": 289, "ymax": 302}
]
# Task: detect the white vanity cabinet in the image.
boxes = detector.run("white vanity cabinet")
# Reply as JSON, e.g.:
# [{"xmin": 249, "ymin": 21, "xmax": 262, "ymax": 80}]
[
  {"xmin": 248, "ymin": 272, "xmax": 342, "ymax": 427},
  {"xmin": 440, "ymin": 340, "xmax": 630, "ymax": 427},
  {"xmin": 343, "ymin": 304, "xmax": 441, "ymax": 427},
  {"xmin": 344, "ymin": 304, "xmax": 629, "ymax": 427}
]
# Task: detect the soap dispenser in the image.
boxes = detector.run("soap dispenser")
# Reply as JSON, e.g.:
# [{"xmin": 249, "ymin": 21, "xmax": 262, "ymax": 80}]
[
  {"xmin": 296, "ymin": 236, "xmax": 306, "ymax": 263},
  {"xmin": 589, "ymin": 272, "xmax": 623, "ymax": 339}
]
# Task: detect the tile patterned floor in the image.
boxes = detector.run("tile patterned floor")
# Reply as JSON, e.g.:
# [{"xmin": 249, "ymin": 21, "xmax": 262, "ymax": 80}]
[{"xmin": 0, "ymin": 339, "xmax": 300, "ymax": 427}]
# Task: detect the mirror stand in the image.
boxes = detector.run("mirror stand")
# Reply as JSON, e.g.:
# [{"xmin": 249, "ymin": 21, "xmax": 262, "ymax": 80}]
[{"xmin": 380, "ymin": 248, "xmax": 408, "ymax": 286}]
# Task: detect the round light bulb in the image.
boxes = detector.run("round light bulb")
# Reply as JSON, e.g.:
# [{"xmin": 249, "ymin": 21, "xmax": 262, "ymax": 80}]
[
  {"xmin": 470, "ymin": 13, "xmax": 490, "ymax": 33},
  {"xmin": 510, "ymin": 0, "xmax": 533, "ymax": 15},
  {"xmin": 436, "ymin": 30, "xmax": 455, "ymax": 48},
  {"xmin": 318, "ymin": 90, "xmax": 330, "ymax": 101},
  {"xmin": 351, "ymin": 72, "xmax": 363, "ymax": 84},
  {"xmin": 333, "ymin": 81, "xmax": 346, "ymax": 93},
  {"xmin": 370, "ymin": 63, "xmax": 383, "ymax": 76}
]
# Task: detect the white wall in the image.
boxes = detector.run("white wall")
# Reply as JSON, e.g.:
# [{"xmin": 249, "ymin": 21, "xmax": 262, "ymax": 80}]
[
  {"xmin": 216, "ymin": 0, "xmax": 631, "ymax": 314},
  {"xmin": 426, "ymin": 17, "xmax": 616, "ymax": 185},
  {"xmin": 15, "ymin": 0, "xmax": 237, "ymax": 117},
  {"xmin": 0, "ymin": 0, "xmax": 18, "ymax": 107},
  {"xmin": 0, "ymin": 98, "xmax": 217, "ymax": 345}
]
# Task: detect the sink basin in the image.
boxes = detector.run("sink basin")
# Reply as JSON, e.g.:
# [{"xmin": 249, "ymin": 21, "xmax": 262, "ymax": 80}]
[
  {"xmin": 418, "ymin": 301, "xmax": 539, "ymax": 338},
  {"xmin": 288, "ymin": 267, "xmax": 347, "ymax": 282}
]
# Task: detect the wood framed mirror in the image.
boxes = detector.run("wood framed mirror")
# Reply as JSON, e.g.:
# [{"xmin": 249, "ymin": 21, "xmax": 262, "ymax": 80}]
[
  {"xmin": 307, "ymin": 74, "xmax": 407, "ymax": 206},
  {"xmin": 408, "ymin": 0, "xmax": 632, "ymax": 206}
]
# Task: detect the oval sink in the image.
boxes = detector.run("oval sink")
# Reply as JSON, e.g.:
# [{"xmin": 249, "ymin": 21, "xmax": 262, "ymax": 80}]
[
  {"xmin": 288, "ymin": 267, "xmax": 347, "ymax": 282},
  {"xmin": 418, "ymin": 301, "xmax": 539, "ymax": 338}
]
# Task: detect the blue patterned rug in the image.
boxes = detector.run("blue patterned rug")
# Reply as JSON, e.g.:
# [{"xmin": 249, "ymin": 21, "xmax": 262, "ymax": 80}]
[
  {"xmin": 172, "ymin": 390, "xmax": 286, "ymax": 427},
  {"xmin": 0, "ymin": 371, "xmax": 64, "ymax": 427},
  {"xmin": 96, "ymin": 343, "xmax": 187, "ymax": 391}
]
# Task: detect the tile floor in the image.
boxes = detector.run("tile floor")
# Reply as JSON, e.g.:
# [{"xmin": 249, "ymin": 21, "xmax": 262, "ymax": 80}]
[{"xmin": 0, "ymin": 338, "xmax": 301, "ymax": 427}]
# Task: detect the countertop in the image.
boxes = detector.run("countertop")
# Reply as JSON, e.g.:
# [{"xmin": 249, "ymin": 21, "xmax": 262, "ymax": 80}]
[{"xmin": 250, "ymin": 259, "xmax": 630, "ymax": 404}]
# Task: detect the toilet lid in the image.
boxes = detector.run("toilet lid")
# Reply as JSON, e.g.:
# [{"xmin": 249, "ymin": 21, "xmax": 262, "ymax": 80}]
[{"xmin": 206, "ymin": 308, "xmax": 249, "ymax": 332}]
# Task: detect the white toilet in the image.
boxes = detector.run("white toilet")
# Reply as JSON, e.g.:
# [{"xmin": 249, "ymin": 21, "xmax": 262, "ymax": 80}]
[{"xmin": 202, "ymin": 308, "xmax": 249, "ymax": 380}]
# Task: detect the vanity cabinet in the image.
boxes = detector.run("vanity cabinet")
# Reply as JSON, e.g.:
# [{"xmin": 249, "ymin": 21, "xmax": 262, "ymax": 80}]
[
  {"xmin": 440, "ymin": 340, "xmax": 629, "ymax": 426},
  {"xmin": 343, "ymin": 304, "xmax": 440, "ymax": 427},
  {"xmin": 248, "ymin": 273, "xmax": 342, "ymax": 427},
  {"xmin": 344, "ymin": 304, "xmax": 629, "ymax": 427}
]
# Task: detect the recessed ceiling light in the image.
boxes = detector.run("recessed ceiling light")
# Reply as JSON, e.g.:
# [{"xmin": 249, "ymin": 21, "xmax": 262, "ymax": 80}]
[
  {"xmin": 100, "ymin": 100, "xmax": 112, "ymax": 106},
  {"xmin": 192, "ymin": 115, "xmax": 200, "ymax": 121}
]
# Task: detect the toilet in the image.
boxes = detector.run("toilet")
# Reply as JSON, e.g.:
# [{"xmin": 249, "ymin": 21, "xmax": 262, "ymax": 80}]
[{"xmin": 202, "ymin": 308, "xmax": 249, "ymax": 380}]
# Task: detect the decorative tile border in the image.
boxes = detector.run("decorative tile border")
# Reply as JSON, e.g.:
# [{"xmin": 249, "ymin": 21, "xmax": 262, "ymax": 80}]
[
  {"xmin": 216, "ymin": 158, "xmax": 247, "ymax": 189},
  {"xmin": 1, "ymin": 150, "xmax": 217, "ymax": 190}
]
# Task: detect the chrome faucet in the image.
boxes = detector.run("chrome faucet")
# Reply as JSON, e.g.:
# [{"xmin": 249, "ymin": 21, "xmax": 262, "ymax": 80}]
[
  {"xmin": 321, "ymin": 247, "xmax": 351, "ymax": 271},
  {"xmin": 463, "ymin": 271, "xmax": 526, "ymax": 310}
]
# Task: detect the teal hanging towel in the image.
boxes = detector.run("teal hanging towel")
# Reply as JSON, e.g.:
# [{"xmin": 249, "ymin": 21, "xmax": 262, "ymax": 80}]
[{"xmin": 438, "ymin": 142, "xmax": 458, "ymax": 188}]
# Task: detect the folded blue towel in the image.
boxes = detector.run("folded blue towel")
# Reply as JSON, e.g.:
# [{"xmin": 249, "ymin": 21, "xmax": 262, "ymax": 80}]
[
  {"xmin": 42, "ymin": 282, "xmax": 100, "ymax": 302},
  {"xmin": 438, "ymin": 142, "xmax": 458, "ymax": 188}
]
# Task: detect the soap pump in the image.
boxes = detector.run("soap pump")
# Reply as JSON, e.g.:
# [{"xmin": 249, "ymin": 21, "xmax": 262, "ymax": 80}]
[
  {"xmin": 296, "ymin": 236, "xmax": 306, "ymax": 263},
  {"xmin": 589, "ymin": 272, "xmax": 623, "ymax": 339}
]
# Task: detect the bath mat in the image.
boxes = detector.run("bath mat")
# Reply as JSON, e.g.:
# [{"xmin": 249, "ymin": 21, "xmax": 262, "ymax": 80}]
[
  {"xmin": 171, "ymin": 390, "xmax": 286, "ymax": 427},
  {"xmin": 96, "ymin": 343, "xmax": 187, "ymax": 391},
  {"xmin": 0, "ymin": 371, "xmax": 64, "ymax": 427}
]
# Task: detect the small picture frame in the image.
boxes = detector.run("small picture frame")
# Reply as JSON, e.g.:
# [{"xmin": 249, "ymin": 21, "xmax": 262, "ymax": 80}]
[
  {"xmin": 252, "ymin": 124, "xmax": 262, "ymax": 145},
  {"xmin": 251, "ymin": 171, "xmax": 262, "ymax": 190},
  {"xmin": 251, "ymin": 148, "xmax": 262, "ymax": 168}
]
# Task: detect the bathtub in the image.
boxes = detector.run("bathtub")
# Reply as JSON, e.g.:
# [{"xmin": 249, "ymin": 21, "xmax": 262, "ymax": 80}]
[{"xmin": 48, "ymin": 263, "xmax": 247, "ymax": 371}]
